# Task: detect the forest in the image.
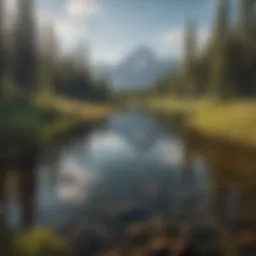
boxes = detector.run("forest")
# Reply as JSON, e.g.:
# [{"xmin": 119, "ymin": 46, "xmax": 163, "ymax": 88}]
[
  {"xmin": 0, "ymin": 1, "xmax": 110, "ymax": 102},
  {"xmin": 0, "ymin": 0, "xmax": 256, "ymax": 255},
  {"xmin": 155, "ymin": 0, "xmax": 256, "ymax": 100}
]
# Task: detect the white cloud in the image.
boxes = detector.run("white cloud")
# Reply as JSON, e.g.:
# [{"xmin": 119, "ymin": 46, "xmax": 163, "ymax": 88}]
[
  {"xmin": 5, "ymin": 0, "xmax": 16, "ymax": 14},
  {"xmin": 37, "ymin": 1, "xmax": 101, "ymax": 54},
  {"xmin": 66, "ymin": 0, "xmax": 100, "ymax": 17},
  {"xmin": 162, "ymin": 28, "xmax": 184, "ymax": 48},
  {"xmin": 37, "ymin": 10, "xmax": 55, "ymax": 25},
  {"xmin": 161, "ymin": 27, "xmax": 211, "ymax": 57},
  {"xmin": 91, "ymin": 51, "xmax": 122, "ymax": 65},
  {"xmin": 53, "ymin": 18, "xmax": 86, "ymax": 51},
  {"xmin": 37, "ymin": 10, "xmax": 87, "ymax": 53},
  {"xmin": 4, "ymin": 0, "xmax": 18, "ymax": 26}
]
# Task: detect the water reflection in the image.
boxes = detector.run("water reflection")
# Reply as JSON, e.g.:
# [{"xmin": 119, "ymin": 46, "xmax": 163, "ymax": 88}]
[
  {"xmin": 151, "ymin": 135, "xmax": 183, "ymax": 167},
  {"xmin": 87, "ymin": 131, "xmax": 134, "ymax": 159},
  {"xmin": 108, "ymin": 111, "xmax": 165, "ymax": 150},
  {"xmin": 56, "ymin": 160, "xmax": 99, "ymax": 203},
  {"xmin": 9, "ymin": 111, "xmax": 198, "ymax": 227}
]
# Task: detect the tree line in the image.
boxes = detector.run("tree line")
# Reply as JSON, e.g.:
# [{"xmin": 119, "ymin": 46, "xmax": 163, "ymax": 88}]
[
  {"xmin": 156, "ymin": 0, "xmax": 256, "ymax": 100},
  {"xmin": 0, "ymin": 0, "xmax": 111, "ymax": 102}
]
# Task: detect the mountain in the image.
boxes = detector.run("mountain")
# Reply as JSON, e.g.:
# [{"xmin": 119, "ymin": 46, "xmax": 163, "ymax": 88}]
[{"xmin": 93, "ymin": 46, "xmax": 178, "ymax": 91}]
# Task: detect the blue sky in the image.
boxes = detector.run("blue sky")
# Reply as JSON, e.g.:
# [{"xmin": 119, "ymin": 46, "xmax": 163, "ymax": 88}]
[{"xmin": 8, "ymin": 0, "xmax": 238, "ymax": 65}]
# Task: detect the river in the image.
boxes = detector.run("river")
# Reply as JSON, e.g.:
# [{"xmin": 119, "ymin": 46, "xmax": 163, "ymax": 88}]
[{"xmin": 8, "ymin": 110, "xmax": 210, "ymax": 236}]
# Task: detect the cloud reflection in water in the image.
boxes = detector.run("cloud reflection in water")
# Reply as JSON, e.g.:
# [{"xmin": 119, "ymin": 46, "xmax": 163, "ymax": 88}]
[
  {"xmin": 87, "ymin": 131, "xmax": 135, "ymax": 159},
  {"xmin": 56, "ymin": 159, "xmax": 99, "ymax": 204},
  {"xmin": 149, "ymin": 136, "xmax": 184, "ymax": 168}
]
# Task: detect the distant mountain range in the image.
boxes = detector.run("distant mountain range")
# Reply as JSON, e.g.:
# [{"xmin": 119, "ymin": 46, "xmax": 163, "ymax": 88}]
[{"xmin": 93, "ymin": 46, "xmax": 178, "ymax": 91}]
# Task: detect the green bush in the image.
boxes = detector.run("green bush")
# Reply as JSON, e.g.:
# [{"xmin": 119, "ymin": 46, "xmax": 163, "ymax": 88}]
[{"xmin": 16, "ymin": 229, "xmax": 68, "ymax": 256}]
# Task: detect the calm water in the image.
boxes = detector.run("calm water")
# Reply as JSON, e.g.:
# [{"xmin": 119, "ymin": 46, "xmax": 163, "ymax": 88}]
[{"xmin": 8, "ymin": 110, "xmax": 209, "ymax": 228}]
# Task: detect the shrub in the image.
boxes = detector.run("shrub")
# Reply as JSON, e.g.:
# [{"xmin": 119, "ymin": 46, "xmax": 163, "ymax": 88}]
[{"xmin": 16, "ymin": 229, "xmax": 68, "ymax": 256}]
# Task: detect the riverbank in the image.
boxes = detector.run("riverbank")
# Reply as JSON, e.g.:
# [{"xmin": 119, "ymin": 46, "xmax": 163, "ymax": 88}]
[
  {"xmin": 143, "ymin": 96, "xmax": 256, "ymax": 254},
  {"xmin": 38, "ymin": 97, "xmax": 115, "ymax": 144},
  {"xmin": 37, "ymin": 95, "xmax": 114, "ymax": 122},
  {"xmin": 0, "ymin": 95, "xmax": 115, "ymax": 159},
  {"xmin": 144, "ymin": 97, "xmax": 256, "ymax": 179},
  {"xmin": 143, "ymin": 96, "xmax": 213, "ymax": 114},
  {"xmin": 143, "ymin": 96, "xmax": 256, "ymax": 145}
]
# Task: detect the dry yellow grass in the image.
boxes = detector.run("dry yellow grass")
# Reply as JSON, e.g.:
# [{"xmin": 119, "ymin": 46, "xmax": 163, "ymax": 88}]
[
  {"xmin": 37, "ymin": 95, "xmax": 114, "ymax": 122},
  {"xmin": 145, "ymin": 96, "xmax": 256, "ymax": 146},
  {"xmin": 144, "ymin": 96, "xmax": 213, "ymax": 114},
  {"xmin": 189, "ymin": 101, "xmax": 256, "ymax": 145}
]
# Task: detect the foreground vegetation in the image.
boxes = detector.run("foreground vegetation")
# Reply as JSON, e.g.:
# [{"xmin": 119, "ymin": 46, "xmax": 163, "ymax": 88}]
[{"xmin": 3, "ymin": 229, "xmax": 68, "ymax": 256}]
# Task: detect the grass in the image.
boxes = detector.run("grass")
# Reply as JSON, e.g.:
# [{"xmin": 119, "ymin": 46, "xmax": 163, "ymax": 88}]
[
  {"xmin": 0, "ymin": 98, "xmax": 44, "ymax": 148},
  {"xmin": 0, "ymin": 94, "xmax": 114, "ymax": 151},
  {"xmin": 189, "ymin": 101, "xmax": 256, "ymax": 145},
  {"xmin": 41, "ymin": 114, "xmax": 82, "ymax": 142},
  {"xmin": 37, "ymin": 96, "xmax": 114, "ymax": 144},
  {"xmin": 36, "ymin": 94, "xmax": 114, "ymax": 121},
  {"xmin": 143, "ymin": 95, "xmax": 256, "ymax": 145},
  {"xmin": 143, "ymin": 96, "xmax": 214, "ymax": 114},
  {"xmin": 15, "ymin": 228, "xmax": 68, "ymax": 256}
]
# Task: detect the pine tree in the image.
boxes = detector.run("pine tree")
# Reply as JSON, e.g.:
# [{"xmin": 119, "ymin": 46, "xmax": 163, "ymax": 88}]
[
  {"xmin": 208, "ymin": 0, "xmax": 230, "ymax": 99},
  {"xmin": 181, "ymin": 20, "xmax": 197, "ymax": 98},
  {"xmin": 236, "ymin": 0, "xmax": 255, "ymax": 96},
  {"xmin": 0, "ymin": 0, "xmax": 7, "ymax": 239},
  {"xmin": 11, "ymin": 0, "xmax": 39, "ymax": 229},
  {"xmin": 38, "ymin": 22, "xmax": 59, "ymax": 97},
  {"xmin": 237, "ymin": 0, "xmax": 255, "ymax": 55},
  {"xmin": 13, "ymin": 0, "xmax": 37, "ymax": 95},
  {"xmin": 0, "ymin": 0, "xmax": 5, "ymax": 96},
  {"xmin": 238, "ymin": 0, "xmax": 254, "ymax": 36},
  {"xmin": 213, "ymin": 0, "xmax": 229, "ymax": 41},
  {"xmin": 68, "ymin": 42, "xmax": 94, "ymax": 100}
]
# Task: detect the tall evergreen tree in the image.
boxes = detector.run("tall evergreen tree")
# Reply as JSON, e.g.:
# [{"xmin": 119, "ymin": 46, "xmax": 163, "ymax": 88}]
[
  {"xmin": 238, "ymin": 0, "xmax": 254, "ymax": 36},
  {"xmin": 38, "ymin": 22, "xmax": 59, "ymax": 96},
  {"xmin": 68, "ymin": 42, "xmax": 93, "ymax": 100},
  {"xmin": 11, "ymin": 0, "xmax": 39, "ymax": 229},
  {"xmin": 213, "ymin": 0, "xmax": 229, "ymax": 41},
  {"xmin": 13, "ymin": 0, "xmax": 37, "ymax": 95},
  {"xmin": 181, "ymin": 20, "xmax": 197, "ymax": 98},
  {"xmin": 236, "ymin": 0, "xmax": 256, "ymax": 96},
  {"xmin": 0, "ymin": 0, "xmax": 5, "ymax": 96},
  {"xmin": 0, "ymin": 0, "xmax": 7, "ymax": 242},
  {"xmin": 208, "ymin": 0, "xmax": 230, "ymax": 99}
]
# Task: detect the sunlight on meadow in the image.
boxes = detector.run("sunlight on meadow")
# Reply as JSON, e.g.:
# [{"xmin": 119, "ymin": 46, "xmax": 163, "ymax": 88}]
[{"xmin": 190, "ymin": 101, "xmax": 256, "ymax": 144}]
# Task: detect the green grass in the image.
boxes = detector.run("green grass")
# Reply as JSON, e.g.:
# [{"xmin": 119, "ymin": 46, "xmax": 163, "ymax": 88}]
[
  {"xmin": 0, "ymin": 97, "xmax": 44, "ymax": 147},
  {"xmin": 14, "ymin": 228, "xmax": 68, "ymax": 256},
  {"xmin": 0, "ymin": 97, "xmax": 74, "ymax": 148},
  {"xmin": 41, "ymin": 114, "xmax": 81, "ymax": 142},
  {"xmin": 0, "ymin": 93, "xmax": 114, "ymax": 153}
]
